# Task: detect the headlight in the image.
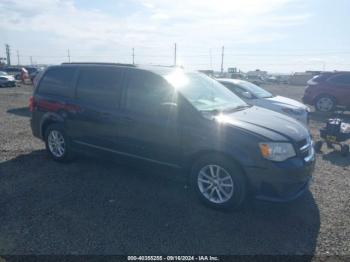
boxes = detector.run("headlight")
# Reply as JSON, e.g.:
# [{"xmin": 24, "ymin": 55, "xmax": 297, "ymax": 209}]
[
  {"xmin": 259, "ymin": 142, "xmax": 296, "ymax": 162},
  {"xmin": 281, "ymin": 107, "xmax": 304, "ymax": 116}
]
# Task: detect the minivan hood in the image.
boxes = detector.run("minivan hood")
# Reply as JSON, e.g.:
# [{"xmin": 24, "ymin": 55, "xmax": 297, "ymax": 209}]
[
  {"xmin": 214, "ymin": 106, "xmax": 308, "ymax": 142},
  {"xmin": 265, "ymin": 95, "xmax": 308, "ymax": 110}
]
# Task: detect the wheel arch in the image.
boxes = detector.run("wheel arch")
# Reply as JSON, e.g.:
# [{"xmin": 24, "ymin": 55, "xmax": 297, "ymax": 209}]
[
  {"xmin": 186, "ymin": 150, "xmax": 250, "ymax": 184},
  {"xmin": 313, "ymin": 93, "xmax": 337, "ymax": 104},
  {"xmin": 40, "ymin": 113, "xmax": 65, "ymax": 138}
]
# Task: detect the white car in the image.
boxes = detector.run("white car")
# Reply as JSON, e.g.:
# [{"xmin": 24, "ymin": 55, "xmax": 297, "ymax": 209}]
[
  {"xmin": 0, "ymin": 71, "xmax": 16, "ymax": 87},
  {"xmin": 218, "ymin": 79, "xmax": 310, "ymax": 125}
]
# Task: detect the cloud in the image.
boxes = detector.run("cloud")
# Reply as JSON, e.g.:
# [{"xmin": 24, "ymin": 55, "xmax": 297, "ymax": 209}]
[{"xmin": 0, "ymin": 0, "xmax": 312, "ymax": 69}]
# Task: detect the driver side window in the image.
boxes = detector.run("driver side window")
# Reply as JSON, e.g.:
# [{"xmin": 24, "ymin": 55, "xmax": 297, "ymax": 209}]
[{"xmin": 124, "ymin": 70, "xmax": 176, "ymax": 117}]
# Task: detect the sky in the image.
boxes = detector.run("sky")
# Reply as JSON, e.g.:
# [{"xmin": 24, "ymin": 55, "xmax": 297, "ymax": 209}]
[{"xmin": 0, "ymin": 0, "xmax": 349, "ymax": 73}]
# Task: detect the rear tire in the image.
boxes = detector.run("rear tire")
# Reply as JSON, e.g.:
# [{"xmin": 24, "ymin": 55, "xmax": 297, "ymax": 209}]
[
  {"xmin": 190, "ymin": 154, "xmax": 247, "ymax": 211},
  {"xmin": 315, "ymin": 95, "xmax": 336, "ymax": 112},
  {"xmin": 44, "ymin": 123, "xmax": 74, "ymax": 163}
]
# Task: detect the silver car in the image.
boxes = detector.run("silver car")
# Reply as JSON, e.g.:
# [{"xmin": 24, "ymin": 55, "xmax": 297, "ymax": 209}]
[
  {"xmin": 218, "ymin": 78, "xmax": 310, "ymax": 125},
  {"xmin": 0, "ymin": 71, "xmax": 16, "ymax": 87}
]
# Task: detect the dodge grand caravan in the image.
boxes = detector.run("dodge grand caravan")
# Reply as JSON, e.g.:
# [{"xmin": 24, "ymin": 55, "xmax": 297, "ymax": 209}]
[{"xmin": 30, "ymin": 63, "xmax": 315, "ymax": 210}]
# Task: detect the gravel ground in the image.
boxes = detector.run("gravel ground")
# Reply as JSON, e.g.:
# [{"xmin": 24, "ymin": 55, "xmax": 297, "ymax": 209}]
[{"xmin": 0, "ymin": 83, "xmax": 349, "ymax": 256}]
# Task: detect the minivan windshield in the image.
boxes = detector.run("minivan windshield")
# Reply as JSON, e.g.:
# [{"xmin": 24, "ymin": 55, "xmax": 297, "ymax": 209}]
[
  {"xmin": 235, "ymin": 80, "xmax": 273, "ymax": 98},
  {"xmin": 165, "ymin": 70, "xmax": 248, "ymax": 113}
]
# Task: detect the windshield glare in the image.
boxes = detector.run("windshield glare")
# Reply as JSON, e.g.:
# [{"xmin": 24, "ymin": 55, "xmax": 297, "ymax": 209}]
[
  {"xmin": 165, "ymin": 71, "xmax": 247, "ymax": 112},
  {"xmin": 237, "ymin": 81, "xmax": 273, "ymax": 98}
]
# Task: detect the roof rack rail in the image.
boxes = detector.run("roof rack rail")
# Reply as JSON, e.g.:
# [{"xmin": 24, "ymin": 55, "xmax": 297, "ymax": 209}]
[{"xmin": 61, "ymin": 62, "xmax": 136, "ymax": 67}]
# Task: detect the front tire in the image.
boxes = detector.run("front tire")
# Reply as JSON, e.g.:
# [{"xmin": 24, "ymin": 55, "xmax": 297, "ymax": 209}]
[
  {"xmin": 191, "ymin": 155, "xmax": 247, "ymax": 210},
  {"xmin": 315, "ymin": 95, "xmax": 336, "ymax": 112},
  {"xmin": 44, "ymin": 123, "xmax": 74, "ymax": 163}
]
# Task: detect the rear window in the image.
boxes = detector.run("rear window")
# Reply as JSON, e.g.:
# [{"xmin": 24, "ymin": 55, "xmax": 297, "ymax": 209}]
[
  {"xmin": 76, "ymin": 67, "xmax": 124, "ymax": 108},
  {"xmin": 328, "ymin": 74, "xmax": 350, "ymax": 85},
  {"xmin": 38, "ymin": 67, "xmax": 77, "ymax": 97}
]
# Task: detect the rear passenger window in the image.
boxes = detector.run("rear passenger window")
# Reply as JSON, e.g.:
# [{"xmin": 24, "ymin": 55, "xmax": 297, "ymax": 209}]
[
  {"xmin": 329, "ymin": 74, "xmax": 350, "ymax": 85},
  {"xmin": 76, "ymin": 67, "xmax": 124, "ymax": 108},
  {"xmin": 39, "ymin": 67, "xmax": 76, "ymax": 97},
  {"xmin": 124, "ymin": 70, "xmax": 175, "ymax": 117}
]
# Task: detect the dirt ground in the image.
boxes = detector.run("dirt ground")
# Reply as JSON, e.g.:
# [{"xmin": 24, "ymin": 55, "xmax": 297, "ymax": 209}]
[{"xmin": 0, "ymin": 83, "xmax": 349, "ymax": 256}]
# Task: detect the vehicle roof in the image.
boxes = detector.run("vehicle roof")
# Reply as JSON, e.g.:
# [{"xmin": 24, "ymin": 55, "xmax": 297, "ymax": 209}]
[
  {"xmin": 60, "ymin": 62, "xmax": 179, "ymax": 77},
  {"xmin": 217, "ymin": 78, "xmax": 250, "ymax": 85},
  {"xmin": 321, "ymin": 71, "xmax": 350, "ymax": 75}
]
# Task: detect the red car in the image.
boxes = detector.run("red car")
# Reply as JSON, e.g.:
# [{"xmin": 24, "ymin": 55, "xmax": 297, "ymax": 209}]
[{"xmin": 303, "ymin": 72, "xmax": 350, "ymax": 112}]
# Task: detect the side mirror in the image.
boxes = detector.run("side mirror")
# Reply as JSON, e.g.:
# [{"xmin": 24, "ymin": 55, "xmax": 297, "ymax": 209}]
[{"xmin": 242, "ymin": 91, "xmax": 253, "ymax": 99}]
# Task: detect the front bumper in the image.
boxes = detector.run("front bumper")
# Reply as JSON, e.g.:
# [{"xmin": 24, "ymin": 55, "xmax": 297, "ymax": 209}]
[{"xmin": 244, "ymin": 150, "xmax": 315, "ymax": 202}]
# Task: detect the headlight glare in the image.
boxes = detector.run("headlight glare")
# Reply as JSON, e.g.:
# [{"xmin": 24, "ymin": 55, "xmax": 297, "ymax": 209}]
[{"xmin": 259, "ymin": 142, "xmax": 296, "ymax": 162}]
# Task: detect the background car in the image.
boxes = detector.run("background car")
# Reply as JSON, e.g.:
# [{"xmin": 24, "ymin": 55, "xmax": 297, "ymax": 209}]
[
  {"xmin": 303, "ymin": 72, "xmax": 350, "ymax": 112},
  {"xmin": 2, "ymin": 66, "xmax": 22, "ymax": 80},
  {"xmin": 218, "ymin": 78, "xmax": 310, "ymax": 125},
  {"xmin": 246, "ymin": 75, "xmax": 265, "ymax": 85},
  {"xmin": 26, "ymin": 67, "xmax": 41, "ymax": 82},
  {"xmin": 0, "ymin": 71, "xmax": 16, "ymax": 87}
]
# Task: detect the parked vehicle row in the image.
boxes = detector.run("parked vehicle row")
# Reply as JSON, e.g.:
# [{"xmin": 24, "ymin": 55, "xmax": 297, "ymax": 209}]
[
  {"xmin": 0, "ymin": 66, "xmax": 43, "ymax": 83},
  {"xmin": 0, "ymin": 71, "xmax": 16, "ymax": 87},
  {"xmin": 30, "ymin": 63, "xmax": 315, "ymax": 210}
]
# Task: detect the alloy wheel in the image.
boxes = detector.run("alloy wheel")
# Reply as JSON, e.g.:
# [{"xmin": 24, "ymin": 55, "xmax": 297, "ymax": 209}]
[
  {"xmin": 197, "ymin": 164, "xmax": 234, "ymax": 204},
  {"xmin": 48, "ymin": 130, "xmax": 65, "ymax": 158},
  {"xmin": 316, "ymin": 97, "xmax": 334, "ymax": 112}
]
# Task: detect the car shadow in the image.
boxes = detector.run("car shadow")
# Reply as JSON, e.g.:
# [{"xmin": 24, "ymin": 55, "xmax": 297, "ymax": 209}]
[
  {"xmin": 0, "ymin": 150, "xmax": 320, "ymax": 256},
  {"xmin": 321, "ymin": 150, "xmax": 350, "ymax": 167},
  {"xmin": 309, "ymin": 111, "xmax": 350, "ymax": 124},
  {"xmin": 7, "ymin": 107, "xmax": 31, "ymax": 118}
]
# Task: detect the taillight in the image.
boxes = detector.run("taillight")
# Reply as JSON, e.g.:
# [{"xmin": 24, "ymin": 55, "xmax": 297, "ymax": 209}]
[{"xmin": 29, "ymin": 96, "xmax": 35, "ymax": 112}]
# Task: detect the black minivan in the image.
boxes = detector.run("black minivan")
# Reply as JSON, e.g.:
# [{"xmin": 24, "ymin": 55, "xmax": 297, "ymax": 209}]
[{"xmin": 30, "ymin": 63, "xmax": 315, "ymax": 210}]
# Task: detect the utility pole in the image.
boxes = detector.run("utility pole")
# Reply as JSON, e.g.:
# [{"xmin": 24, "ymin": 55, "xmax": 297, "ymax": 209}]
[
  {"xmin": 16, "ymin": 50, "xmax": 20, "ymax": 65},
  {"xmin": 67, "ymin": 49, "xmax": 71, "ymax": 63},
  {"xmin": 221, "ymin": 46, "xmax": 224, "ymax": 74},
  {"xmin": 132, "ymin": 48, "xmax": 135, "ymax": 65},
  {"xmin": 5, "ymin": 44, "xmax": 11, "ymax": 65},
  {"xmin": 174, "ymin": 43, "xmax": 177, "ymax": 66},
  {"xmin": 30, "ymin": 56, "xmax": 33, "ymax": 65}
]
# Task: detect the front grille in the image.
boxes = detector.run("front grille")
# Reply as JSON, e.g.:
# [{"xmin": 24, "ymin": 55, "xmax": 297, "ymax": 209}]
[
  {"xmin": 296, "ymin": 136, "xmax": 313, "ymax": 160},
  {"xmin": 296, "ymin": 139, "xmax": 307, "ymax": 149}
]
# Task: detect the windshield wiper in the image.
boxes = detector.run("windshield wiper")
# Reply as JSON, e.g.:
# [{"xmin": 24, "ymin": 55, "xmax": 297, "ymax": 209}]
[
  {"xmin": 200, "ymin": 105, "xmax": 251, "ymax": 115},
  {"xmin": 200, "ymin": 109, "xmax": 221, "ymax": 114},
  {"xmin": 223, "ymin": 105, "xmax": 251, "ymax": 113}
]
